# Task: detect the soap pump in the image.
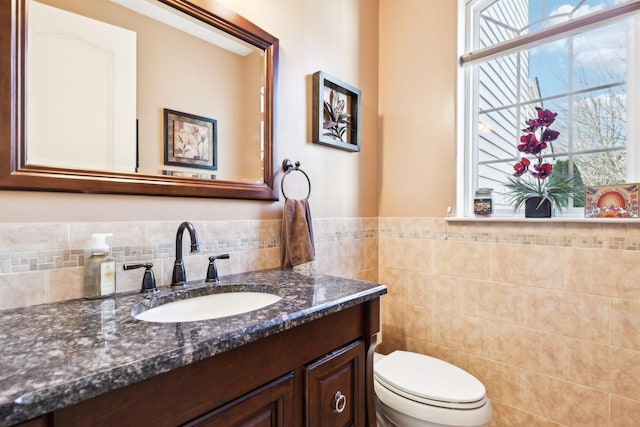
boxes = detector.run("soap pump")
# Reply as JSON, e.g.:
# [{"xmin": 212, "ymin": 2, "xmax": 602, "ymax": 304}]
[{"xmin": 84, "ymin": 233, "xmax": 116, "ymax": 299}]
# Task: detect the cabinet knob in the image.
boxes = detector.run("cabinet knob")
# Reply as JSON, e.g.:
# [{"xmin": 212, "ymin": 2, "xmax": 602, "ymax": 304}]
[{"xmin": 333, "ymin": 391, "xmax": 347, "ymax": 413}]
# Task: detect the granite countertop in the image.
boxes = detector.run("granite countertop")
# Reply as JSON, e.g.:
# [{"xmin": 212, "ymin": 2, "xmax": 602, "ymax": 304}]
[{"xmin": 0, "ymin": 269, "xmax": 387, "ymax": 426}]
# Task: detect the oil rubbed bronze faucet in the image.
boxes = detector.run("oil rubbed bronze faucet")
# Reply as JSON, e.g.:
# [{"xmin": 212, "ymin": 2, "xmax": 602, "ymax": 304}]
[
  {"xmin": 171, "ymin": 222, "xmax": 200, "ymax": 288},
  {"xmin": 123, "ymin": 263, "xmax": 157, "ymax": 294},
  {"xmin": 205, "ymin": 253, "xmax": 230, "ymax": 283}
]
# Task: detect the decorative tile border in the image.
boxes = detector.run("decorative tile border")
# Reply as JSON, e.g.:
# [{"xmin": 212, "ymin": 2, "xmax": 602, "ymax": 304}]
[
  {"xmin": 3, "ymin": 217, "xmax": 639, "ymax": 276},
  {"xmin": 379, "ymin": 217, "xmax": 640, "ymax": 251},
  {"xmin": 0, "ymin": 218, "xmax": 378, "ymax": 275},
  {"xmin": 5, "ymin": 216, "xmax": 639, "ymax": 274}
]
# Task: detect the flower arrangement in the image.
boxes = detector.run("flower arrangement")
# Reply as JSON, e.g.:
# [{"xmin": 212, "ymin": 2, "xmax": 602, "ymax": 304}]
[{"xmin": 504, "ymin": 107, "xmax": 576, "ymax": 213}]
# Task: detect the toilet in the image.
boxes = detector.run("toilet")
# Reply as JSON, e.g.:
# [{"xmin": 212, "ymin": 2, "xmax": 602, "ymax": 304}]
[{"xmin": 374, "ymin": 351, "xmax": 492, "ymax": 427}]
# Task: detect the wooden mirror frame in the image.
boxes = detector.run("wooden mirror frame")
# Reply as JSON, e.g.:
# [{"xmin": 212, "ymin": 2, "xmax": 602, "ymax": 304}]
[{"xmin": 0, "ymin": 0, "xmax": 279, "ymax": 200}]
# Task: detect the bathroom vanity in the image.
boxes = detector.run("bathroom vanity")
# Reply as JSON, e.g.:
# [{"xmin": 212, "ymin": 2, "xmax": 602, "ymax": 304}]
[{"xmin": 0, "ymin": 270, "xmax": 386, "ymax": 426}]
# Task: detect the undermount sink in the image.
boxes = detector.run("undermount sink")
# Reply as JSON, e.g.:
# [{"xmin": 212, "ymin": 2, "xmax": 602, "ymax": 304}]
[{"xmin": 134, "ymin": 288, "xmax": 282, "ymax": 323}]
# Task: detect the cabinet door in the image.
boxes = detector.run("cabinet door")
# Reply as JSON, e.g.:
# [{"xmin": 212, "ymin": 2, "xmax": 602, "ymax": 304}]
[
  {"xmin": 183, "ymin": 372, "xmax": 295, "ymax": 427},
  {"xmin": 305, "ymin": 340, "xmax": 365, "ymax": 427}
]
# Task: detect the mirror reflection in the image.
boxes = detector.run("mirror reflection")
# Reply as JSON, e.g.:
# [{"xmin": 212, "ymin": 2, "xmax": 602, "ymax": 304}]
[{"xmin": 27, "ymin": 0, "xmax": 265, "ymax": 183}]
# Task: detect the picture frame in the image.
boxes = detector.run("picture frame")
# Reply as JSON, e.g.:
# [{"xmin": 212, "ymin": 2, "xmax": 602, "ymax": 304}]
[
  {"xmin": 585, "ymin": 183, "xmax": 639, "ymax": 218},
  {"xmin": 312, "ymin": 71, "xmax": 361, "ymax": 152},
  {"xmin": 164, "ymin": 108, "xmax": 217, "ymax": 170}
]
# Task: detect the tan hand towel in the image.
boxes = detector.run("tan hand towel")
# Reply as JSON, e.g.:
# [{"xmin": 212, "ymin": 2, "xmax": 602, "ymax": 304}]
[{"xmin": 282, "ymin": 198, "xmax": 315, "ymax": 268}]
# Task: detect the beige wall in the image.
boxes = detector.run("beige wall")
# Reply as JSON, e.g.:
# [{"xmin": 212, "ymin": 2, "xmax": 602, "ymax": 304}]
[
  {"xmin": 378, "ymin": 0, "xmax": 458, "ymax": 217},
  {"xmin": 1, "ymin": 0, "xmax": 380, "ymax": 223}
]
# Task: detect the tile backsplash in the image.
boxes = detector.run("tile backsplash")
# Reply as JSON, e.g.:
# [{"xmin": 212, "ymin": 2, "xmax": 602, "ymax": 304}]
[{"xmin": 0, "ymin": 218, "xmax": 378, "ymax": 310}]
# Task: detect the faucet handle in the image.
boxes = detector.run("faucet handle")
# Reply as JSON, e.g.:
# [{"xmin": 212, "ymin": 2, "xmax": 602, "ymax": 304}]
[
  {"xmin": 124, "ymin": 263, "xmax": 158, "ymax": 294},
  {"xmin": 206, "ymin": 254, "xmax": 230, "ymax": 283}
]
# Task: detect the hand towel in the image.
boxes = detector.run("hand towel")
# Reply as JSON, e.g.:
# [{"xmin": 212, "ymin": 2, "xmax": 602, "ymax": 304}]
[{"xmin": 282, "ymin": 198, "xmax": 315, "ymax": 268}]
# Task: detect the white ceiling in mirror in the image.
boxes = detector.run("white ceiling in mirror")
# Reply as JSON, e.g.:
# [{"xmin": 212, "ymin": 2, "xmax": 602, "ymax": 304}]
[{"xmin": 110, "ymin": 0, "xmax": 253, "ymax": 56}]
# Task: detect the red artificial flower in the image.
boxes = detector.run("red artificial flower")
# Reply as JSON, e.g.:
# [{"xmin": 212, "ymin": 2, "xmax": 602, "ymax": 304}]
[
  {"xmin": 513, "ymin": 158, "xmax": 530, "ymax": 177},
  {"xmin": 522, "ymin": 119, "xmax": 540, "ymax": 133},
  {"xmin": 531, "ymin": 163, "xmax": 553, "ymax": 179},
  {"xmin": 541, "ymin": 129, "xmax": 560, "ymax": 143},
  {"xmin": 518, "ymin": 134, "xmax": 547, "ymax": 155},
  {"xmin": 518, "ymin": 133, "xmax": 537, "ymax": 152},
  {"xmin": 536, "ymin": 107, "xmax": 557, "ymax": 127}
]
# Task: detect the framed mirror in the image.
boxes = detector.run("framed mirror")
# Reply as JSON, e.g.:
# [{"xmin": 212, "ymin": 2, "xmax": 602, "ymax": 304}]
[{"xmin": 0, "ymin": 0, "xmax": 279, "ymax": 200}]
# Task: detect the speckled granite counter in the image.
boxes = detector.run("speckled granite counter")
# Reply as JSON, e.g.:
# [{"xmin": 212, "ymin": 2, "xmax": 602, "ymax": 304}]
[{"xmin": 0, "ymin": 269, "xmax": 386, "ymax": 426}]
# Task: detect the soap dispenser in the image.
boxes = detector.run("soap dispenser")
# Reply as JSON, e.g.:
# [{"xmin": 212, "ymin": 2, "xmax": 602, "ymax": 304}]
[{"xmin": 84, "ymin": 233, "xmax": 116, "ymax": 299}]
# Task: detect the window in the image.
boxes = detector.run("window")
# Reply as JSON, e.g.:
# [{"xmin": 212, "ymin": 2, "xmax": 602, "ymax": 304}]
[{"xmin": 458, "ymin": 0, "xmax": 640, "ymax": 217}]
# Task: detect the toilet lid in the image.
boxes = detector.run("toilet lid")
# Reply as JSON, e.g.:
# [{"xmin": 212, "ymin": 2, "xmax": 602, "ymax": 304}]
[{"xmin": 374, "ymin": 351, "xmax": 487, "ymax": 408}]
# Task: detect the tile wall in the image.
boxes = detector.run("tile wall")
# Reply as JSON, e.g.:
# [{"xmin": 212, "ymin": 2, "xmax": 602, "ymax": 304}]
[
  {"xmin": 3, "ymin": 215, "xmax": 639, "ymax": 425},
  {"xmin": 0, "ymin": 218, "xmax": 378, "ymax": 310},
  {"xmin": 378, "ymin": 217, "xmax": 640, "ymax": 426}
]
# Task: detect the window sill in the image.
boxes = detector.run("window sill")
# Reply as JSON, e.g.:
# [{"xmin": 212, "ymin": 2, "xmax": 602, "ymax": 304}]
[{"xmin": 446, "ymin": 216, "xmax": 640, "ymax": 224}]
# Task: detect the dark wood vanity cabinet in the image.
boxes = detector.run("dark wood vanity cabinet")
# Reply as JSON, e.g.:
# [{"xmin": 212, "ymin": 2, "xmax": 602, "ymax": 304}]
[
  {"xmin": 22, "ymin": 299, "xmax": 380, "ymax": 427},
  {"xmin": 185, "ymin": 340, "xmax": 365, "ymax": 427},
  {"xmin": 305, "ymin": 340, "xmax": 365, "ymax": 427},
  {"xmin": 184, "ymin": 372, "xmax": 296, "ymax": 427}
]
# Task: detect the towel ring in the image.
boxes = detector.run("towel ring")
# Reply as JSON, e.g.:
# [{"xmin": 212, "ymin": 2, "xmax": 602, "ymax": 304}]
[{"xmin": 281, "ymin": 159, "xmax": 311, "ymax": 200}]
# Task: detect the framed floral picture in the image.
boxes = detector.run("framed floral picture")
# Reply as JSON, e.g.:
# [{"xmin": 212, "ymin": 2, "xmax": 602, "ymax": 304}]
[
  {"xmin": 164, "ymin": 108, "xmax": 217, "ymax": 170},
  {"xmin": 312, "ymin": 71, "xmax": 361, "ymax": 152}
]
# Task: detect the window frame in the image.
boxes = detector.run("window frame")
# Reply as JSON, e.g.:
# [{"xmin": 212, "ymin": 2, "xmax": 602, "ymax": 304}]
[{"xmin": 456, "ymin": 0, "xmax": 640, "ymax": 218}]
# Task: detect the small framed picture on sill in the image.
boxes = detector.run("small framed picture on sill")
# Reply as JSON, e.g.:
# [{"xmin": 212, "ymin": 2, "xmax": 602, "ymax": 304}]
[{"xmin": 585, "ymin": 183, "xmax": 639, "ymax": 218}]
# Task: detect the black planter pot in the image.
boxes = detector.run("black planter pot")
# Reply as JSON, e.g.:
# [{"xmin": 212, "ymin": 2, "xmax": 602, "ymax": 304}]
[{"xmin": 525, "ymin": 197, "xmax": 552, "ymax": 218}]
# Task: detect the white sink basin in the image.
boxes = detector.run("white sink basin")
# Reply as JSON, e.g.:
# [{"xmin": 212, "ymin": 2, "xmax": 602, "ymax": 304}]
[{"xmin": 135, "ymin": 291, "xmax": 282, "ymax": 323}]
